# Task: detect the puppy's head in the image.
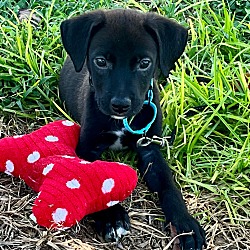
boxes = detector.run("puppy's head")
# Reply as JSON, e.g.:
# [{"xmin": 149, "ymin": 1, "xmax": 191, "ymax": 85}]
[{"xmin": 60, "ymin": 9, "xmax": 188, "ymax": 119}]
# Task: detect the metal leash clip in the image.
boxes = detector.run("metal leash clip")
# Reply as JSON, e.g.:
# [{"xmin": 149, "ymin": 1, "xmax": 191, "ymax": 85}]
[{"xmin": 137, "ymin": 135, "xmax": 171, "ymax": 147}]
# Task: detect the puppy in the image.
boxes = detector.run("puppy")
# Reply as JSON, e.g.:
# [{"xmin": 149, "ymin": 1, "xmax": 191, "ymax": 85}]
[{"xmin": 59, "ymin": 9, "xmax": 206, "ymax": 250}]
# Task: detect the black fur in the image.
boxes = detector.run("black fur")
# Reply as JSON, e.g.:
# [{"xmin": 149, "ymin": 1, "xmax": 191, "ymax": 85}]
[{"xmin": 59, "ymin": 9, "xmax": 206, "ymax": 249}]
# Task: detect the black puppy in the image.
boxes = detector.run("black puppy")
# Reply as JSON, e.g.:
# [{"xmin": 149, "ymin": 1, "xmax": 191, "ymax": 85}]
[{"xmin": 59, "ymin": 9, "xmax": 206, "ymax": 250}]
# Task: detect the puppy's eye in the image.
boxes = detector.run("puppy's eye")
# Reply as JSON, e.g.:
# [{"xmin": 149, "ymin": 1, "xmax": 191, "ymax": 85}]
[
  {"xmin": 139, "ymin": 59, "xmax": 151, "ymax": 70},
  {"xmin": 95, "ymin": 58, "xmax": 107, "ymax": 68}
]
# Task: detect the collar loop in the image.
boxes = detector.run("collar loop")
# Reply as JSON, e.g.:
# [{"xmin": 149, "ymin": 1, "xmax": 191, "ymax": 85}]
[{"xmin": 123, "ymin": 79, "xmax": 157, "ymax": 135}]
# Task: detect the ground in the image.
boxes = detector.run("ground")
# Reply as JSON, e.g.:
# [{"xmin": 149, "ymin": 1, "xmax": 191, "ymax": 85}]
[{"xmin": 0, "ymin": 117, "xmax": 249, "ymax": 250}]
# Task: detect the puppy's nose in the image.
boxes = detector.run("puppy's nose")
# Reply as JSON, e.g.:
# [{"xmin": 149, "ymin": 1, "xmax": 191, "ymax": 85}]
[{"xmin": 111, "ymin": 97, "xmax": 131, "ymax": 114}]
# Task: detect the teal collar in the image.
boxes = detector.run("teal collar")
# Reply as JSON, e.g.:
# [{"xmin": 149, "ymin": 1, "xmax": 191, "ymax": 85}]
[{"xmin": 123, "ymin": 79, "xmax": 157, "ymax": 135}]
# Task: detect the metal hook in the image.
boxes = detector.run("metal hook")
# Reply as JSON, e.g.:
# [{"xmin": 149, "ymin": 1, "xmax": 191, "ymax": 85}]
[{"xmin": 137, "ymin": 135, "xmax": 171, "ymax": 147}]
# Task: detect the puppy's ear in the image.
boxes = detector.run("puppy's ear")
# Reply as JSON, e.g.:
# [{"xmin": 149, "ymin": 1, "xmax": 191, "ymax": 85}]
[
  {"xmin": 60, "ymin": 11, "xmax": 105, "ymax": 72},
  {"xmin": 144, "ymin": 13, "xmax": 188, "ymax": 77}
]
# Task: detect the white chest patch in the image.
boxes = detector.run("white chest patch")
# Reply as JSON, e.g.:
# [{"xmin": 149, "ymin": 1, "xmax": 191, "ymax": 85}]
[{"xmin": 109, "ymin": 129, "xmax": 127, "ymax": 150}]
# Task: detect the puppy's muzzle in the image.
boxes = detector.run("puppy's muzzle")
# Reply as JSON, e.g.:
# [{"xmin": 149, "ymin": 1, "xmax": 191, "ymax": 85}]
[{"xmin": 110, "ymin": 97, "xmax": 131, "ymax": 117}]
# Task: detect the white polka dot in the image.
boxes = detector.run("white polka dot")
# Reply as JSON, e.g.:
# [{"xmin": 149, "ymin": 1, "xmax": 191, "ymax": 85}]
[
  {"xmin": 43, "ymin": 163, "xmax": 54, "ymax": 175},
  {"xmin": 27, "ymin": 151, "xmax": 40, "ymax": 163},
  {"xmin": 66, "ymin": 179, "xmax": 80, "ymax": 189},
  {"xmin": 52, "ymin": 208, "xmax": 68, "ymax": 223},
  {"xmin": 79, "ymin": 160, "xmax": 90, "ymax": 164},
  {"xmin": 102, "ymin": 178, "xmax": 115, "ymax": 194},
  {"xmin": 5, "ymin": 160, "xmax": 14, "ymax": 175},
  {"xmin": 13, "ymin": 135, "xmax": 24, "ymax": 138},
  {"xmin": 45, "ymin": 135, "xmax": 59, "ymax": 142},
  {"xmin": 30, "ymin": 213, "xmax": 37, "ymax": 223},
  {"xmin": 107, "ymin": 200, "xmax": 119, "ymax": 207},
  {"xmin": 62, "ymin": 120, "xmax": 74, "ymax": 126},
  {"xmin": 117, "ymin": 162, "xmax": 128, "ymax": 166},
  {"xmin": 62, "ymin": 155, "xmax": 75, "ymax": 159}
]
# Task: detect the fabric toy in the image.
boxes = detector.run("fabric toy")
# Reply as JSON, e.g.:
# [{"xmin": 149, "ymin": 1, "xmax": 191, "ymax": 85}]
[{"xmin": 0, "ymin": 120, "xmax": 137, "ymax": 229}]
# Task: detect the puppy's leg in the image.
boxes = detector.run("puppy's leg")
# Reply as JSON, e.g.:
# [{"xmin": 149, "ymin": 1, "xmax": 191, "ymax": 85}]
[
  {"xmin": 76, "ymin": 127, "xmax": 131, "ymax": 242},
  {"xmin": 76, "ymin": 129, "xmax": 117, "ymax": 161},
  {"xmin": 136, "ymin": 144, "xmax": 206, "ymax": 250}
]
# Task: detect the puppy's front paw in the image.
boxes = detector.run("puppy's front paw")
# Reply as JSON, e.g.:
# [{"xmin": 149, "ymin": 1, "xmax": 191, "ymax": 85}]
[
  {"xmin": 91, "ymin": 204, "xmax": 130, "ymax": 242},
  {"xmin": 171, "ymin": 213, "xmax": 206, "ymax": 250},
  {"xmin": 161, "ymin": 192, "xmax": 206, "ymax": 250}
]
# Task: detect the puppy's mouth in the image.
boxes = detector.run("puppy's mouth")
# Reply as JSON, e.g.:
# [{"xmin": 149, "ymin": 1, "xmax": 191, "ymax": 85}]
[
  {"xmin": 111, "ymin": 115, "xmax": 126, "ymax": 120},
  {"xmin": 108, "ymin": 105, "xmax": 143, "ymax": 120},
  {"xmin": 96, "ymin": 98, "xmax": 143, "ymax": 120}
]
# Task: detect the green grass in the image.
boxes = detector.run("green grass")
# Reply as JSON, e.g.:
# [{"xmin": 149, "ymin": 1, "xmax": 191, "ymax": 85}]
[{"xmin": 0, "ymin": 0, "xmax": 249, "ymax": 228}]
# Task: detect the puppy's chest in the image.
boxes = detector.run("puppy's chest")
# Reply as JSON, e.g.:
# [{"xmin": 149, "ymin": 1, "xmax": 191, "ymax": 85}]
[{"xmin": 109, "ymin": 129, "xmax": 128, "ymax": 150}]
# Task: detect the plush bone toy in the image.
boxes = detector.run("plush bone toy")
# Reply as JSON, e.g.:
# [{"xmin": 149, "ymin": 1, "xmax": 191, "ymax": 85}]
[{"xmin": 0, "ymin": 120, "xmax": 137, "ymax": 229}]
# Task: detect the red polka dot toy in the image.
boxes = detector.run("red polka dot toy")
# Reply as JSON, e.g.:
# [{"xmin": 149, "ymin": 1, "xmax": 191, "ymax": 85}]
[{"xmin": 0, "ymin": 120, "xmax": 137, "ymax": 229}]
